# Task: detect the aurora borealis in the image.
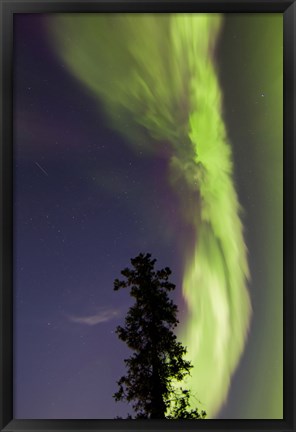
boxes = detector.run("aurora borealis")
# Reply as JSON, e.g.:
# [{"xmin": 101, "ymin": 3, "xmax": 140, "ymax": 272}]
[{"xmin": 14, "ymin": 13, "xmax": 283, "ymax": 419}]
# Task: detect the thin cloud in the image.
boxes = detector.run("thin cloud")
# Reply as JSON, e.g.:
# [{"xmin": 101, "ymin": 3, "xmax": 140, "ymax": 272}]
[{"xmin": 68, "ymin": 308, "xmax": 120, "ymax": 326}]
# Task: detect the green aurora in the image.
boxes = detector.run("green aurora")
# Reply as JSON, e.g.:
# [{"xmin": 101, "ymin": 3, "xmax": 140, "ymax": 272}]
[
  {"xmin": 216, "ymin": 14, "xmax": 283, "ymax": 419},
  {"xmin": 49, "ymin": 13, "xmax": 282, "ymax": 418}
]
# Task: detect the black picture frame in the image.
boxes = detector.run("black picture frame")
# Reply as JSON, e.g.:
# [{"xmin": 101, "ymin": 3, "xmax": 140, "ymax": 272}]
[{"xmin": 0, "ymin": 0, "xmax": 295, "ymax": 431}]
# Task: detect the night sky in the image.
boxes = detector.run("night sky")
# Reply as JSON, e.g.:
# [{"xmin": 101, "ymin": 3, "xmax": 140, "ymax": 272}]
[{"xmin": 14, "ymin": 13, "xmax": 283, "ymax": 419}]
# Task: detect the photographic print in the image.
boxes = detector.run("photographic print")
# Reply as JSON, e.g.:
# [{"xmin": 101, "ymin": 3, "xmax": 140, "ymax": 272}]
[{"xmin": 12, "ymin": 10, "xmax": 284, "ymax": 421}]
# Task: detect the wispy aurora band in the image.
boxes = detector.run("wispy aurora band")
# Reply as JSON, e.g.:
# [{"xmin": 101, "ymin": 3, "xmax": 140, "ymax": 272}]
[{"xmin": 50, "ymin": 14, "xmax": 251, "ymax": 417}]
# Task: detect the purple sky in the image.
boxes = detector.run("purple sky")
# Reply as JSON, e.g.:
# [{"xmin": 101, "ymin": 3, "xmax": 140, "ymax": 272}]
[
  {"xmin": 13, "ymin": 13, "xmax": 282, "ymax": 420},
  {"xmin": 13, "ymin": 14, "xmax": 190, "ymax": 419}
]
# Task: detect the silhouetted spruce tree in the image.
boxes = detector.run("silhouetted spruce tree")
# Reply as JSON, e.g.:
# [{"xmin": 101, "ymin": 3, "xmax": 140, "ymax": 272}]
[{"xmin": 113, "ymin": 253, "xmax": 206, "ymax": 419}]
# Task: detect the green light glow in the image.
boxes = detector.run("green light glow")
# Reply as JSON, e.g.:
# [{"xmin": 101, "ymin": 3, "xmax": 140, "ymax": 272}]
[
  {"xmin": 49, "ymin": 14, "xmax": 251, "ymax": 417},
  {"xmin": 222, "ymin": 14, "xmax": 283, "ymax": 419}
]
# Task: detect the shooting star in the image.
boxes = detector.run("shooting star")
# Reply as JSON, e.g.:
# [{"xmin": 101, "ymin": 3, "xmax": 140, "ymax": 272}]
[{"xmin": 35, "ymin": 161, "xmax": 48, "ymax": 176}]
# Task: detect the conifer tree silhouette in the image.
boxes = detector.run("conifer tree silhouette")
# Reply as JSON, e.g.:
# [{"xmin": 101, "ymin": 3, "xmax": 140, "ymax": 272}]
[{"xmin": 114, "ymin": 253, "xmax": 206, "ymax": 419}]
